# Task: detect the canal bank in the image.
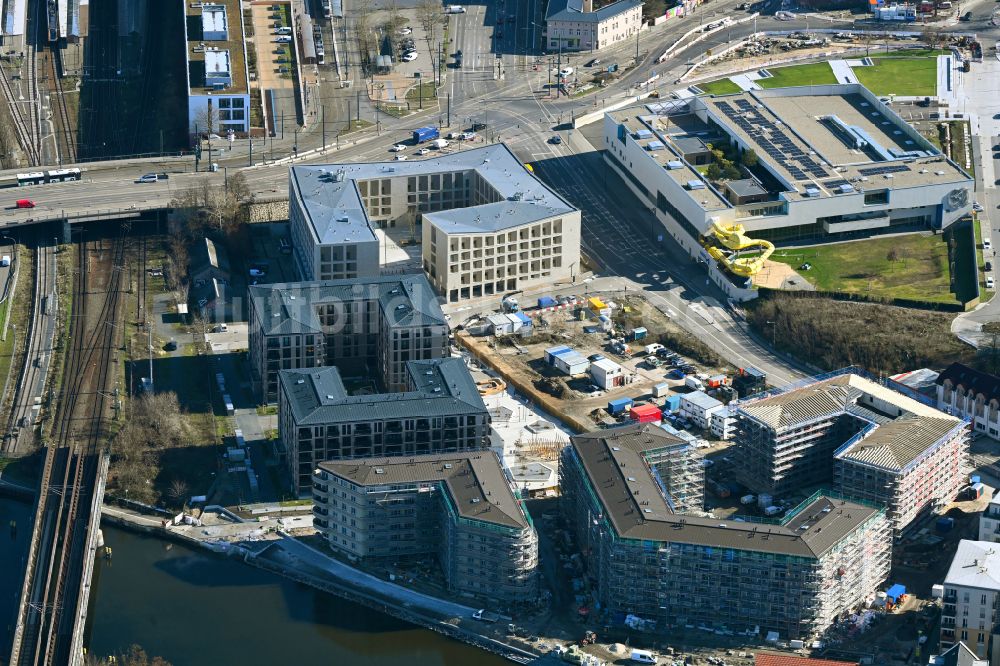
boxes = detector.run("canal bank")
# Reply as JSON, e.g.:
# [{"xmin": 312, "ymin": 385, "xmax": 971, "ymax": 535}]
[{"xmin": 98, "ymin": 506, "xmax": 539, "ymax": 664}]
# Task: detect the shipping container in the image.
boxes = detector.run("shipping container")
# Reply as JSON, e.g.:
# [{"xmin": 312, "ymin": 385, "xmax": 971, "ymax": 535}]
[
  {"xmin": 538, "ymin": 295, "xmax": 557, "ymax": 308},
  {"xmin": 608, "ymin": 397, "xmax": 633, "ymax": 414},
  {"xmin": 936, "ymin": 516, "xmax": 955, "ymax": 533},
  {"xmin": 628, "ymin": 327, "xmax": 647, "ymax": 341},
  {"xmin": 629, "ymin": 403, "xmax": 661, "ymax": 423},
  {"xmin": 652, "ymin": 382, "xmax": 671, "ymax": 398}
]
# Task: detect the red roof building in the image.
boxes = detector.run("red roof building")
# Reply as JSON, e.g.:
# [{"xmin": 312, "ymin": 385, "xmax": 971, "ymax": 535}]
[
  {"xmin": 629, "ymin": 403, "xmax": 661, "ymax": 423},
  {"xmin": 756, "ymin": 655, "xmax": 858, "ymax": 666}
]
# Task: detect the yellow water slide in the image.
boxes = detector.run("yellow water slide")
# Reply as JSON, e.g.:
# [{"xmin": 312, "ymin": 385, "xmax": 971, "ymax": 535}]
[{"xmin": 703, "ymin": 220, "xmax": 775, "ymax": 278}]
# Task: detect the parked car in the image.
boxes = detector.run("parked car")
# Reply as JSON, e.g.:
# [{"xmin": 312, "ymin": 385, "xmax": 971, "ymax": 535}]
[
  {"xmin": 974, "ymin": 202, "xmax": 984, "ymax": 212},
  {"xmin": 585, "ymin": 58, "xmax": 601, "ymax": 67},
  {"xmin": 398, "ymin": 26, "xmax": 412, "ymax": 35},
  {"xmin": 986, "ymin": 261, "xmax": 993, "ymax": 271},
  {"xmin": 550, "ymin": 135, "xmax": 562, "ymax": 145},
  {"xmin": 402, "ymin": 52, "xmax": 419, "ymax": 62},
  {"xmin": 985, "ymin": 238, "xmax": 993, "ymax": 251},
  {"xmin": 988, "ymin": 276, "xmax": 995, "ymax": 289}
]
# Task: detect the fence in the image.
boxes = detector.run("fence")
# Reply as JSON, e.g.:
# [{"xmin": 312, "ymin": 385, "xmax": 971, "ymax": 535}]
[{"xmin": 755, "ymin": 285, "xmax": 967, "ymax": 313}]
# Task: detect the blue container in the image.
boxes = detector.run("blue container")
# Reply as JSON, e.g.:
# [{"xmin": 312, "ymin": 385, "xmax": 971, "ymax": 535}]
[
  {"xmin": 538, "ymin": 296, "xmax": 557, "ymax": 308},
  {"xmin": 936, "ymin": 517, "xmax": 955, "ymax": 533},
  {"xmin": 608, "ymin": 397, "xmax": 633, "ymax": 415},
  {"xmin": 971, "ymin": 475, "xmax": 982, "ymax": 485}
]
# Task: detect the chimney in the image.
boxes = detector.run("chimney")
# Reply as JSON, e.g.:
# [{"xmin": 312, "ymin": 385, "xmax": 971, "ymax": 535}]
[{"xmin": 582, "ymin": 0, "xmax": 593, "ymax": 11}]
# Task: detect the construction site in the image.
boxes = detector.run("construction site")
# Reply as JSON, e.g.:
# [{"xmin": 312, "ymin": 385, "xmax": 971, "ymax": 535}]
[{"xmin": 458, "ymin": 292, "xmax": 734, "ymax": 434}]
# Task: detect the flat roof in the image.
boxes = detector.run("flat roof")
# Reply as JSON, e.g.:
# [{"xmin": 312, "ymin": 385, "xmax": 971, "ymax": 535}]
[
  {"xmin": 185, "ymin": 0, "xmax": 248, "ymax": 95},
  {"xmin": 292, "ymin": 144, "xmax": 578, "ymax": 246},
  {"xmin": 608, "ymin": 110, "xmax": 730, "ymax": 211},
  {"xmin": 570, "ymin": 423, "xmax": 881, "ymax": 558},
  {"xmin": 739, "ymin": 372, "xmax": 963, "ymax": 473},
  {"xmin": 943, "ymin": 540, "xmax": 1000, "ymax": 591},
  {"xmin": 281, "ymin": 358, "xmax": 486, "ymax": 424},
  {"xmin": 249, "ymin": 274, "xmax": 447, "ymax": 335},
  {"xmin": 318, "ymin": 450, "xmax": 530, "ymax": 530},
  {"xmin": 545, "ymin": 0, "xmax": 642, "ymax": 23},
  {"xmin": 682, "ymin": 390, "xmax": 723, "ymax": 411},
  {"xmin": 699, "ymin": 86, "xmax": 970, "ymax": 197}
]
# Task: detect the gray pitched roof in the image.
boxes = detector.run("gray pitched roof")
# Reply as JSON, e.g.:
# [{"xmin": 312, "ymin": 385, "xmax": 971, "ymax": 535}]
[
  {"xmin": 280, "ymin": 358, "xmax": 486, "ymax": 425},
  {"xmin": 943, "ymin": 540, "xmax": 1000, "ymax": 592},
  {"xmin": 934, "ymin": 642, "xmax": 987, "ymax": 666},
  {"xmin": 249, "ymin": 274, "xmax": 446, "ymax": 336},
  {"xmin": 291, "ymin": 143, "xmax": 577, "ymax": 243},
  {"xmin": 422, "ymin": 200, "xmax": 568, "ymax": 234},
  {"xmin": 545, "ymin": 0, "xmax": 643, "ymax": 23},
  {"xmin": 319, "ymin": 450, "xmax": 530, "ymax": 530},
  {"xmin": 571, "ymin": 423, "xmax": 882, "ymax": 558}
]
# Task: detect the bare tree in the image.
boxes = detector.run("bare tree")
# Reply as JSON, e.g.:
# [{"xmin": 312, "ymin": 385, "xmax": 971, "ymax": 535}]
[
  {"xmin": 166, "ymin": 478, "xmax": 190, "ymax": 505},
  {"xmin": 416, "ymin": 0, "xmax": 441, "ymax": 53},
  {"xmin": 192, "ymin": 100, "xmax": 219, "ymax": 137}
]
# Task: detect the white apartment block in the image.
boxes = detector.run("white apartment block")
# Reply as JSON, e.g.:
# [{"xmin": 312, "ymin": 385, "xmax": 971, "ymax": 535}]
[
  {"xmin": 545, "ymin": 0, "xmax": 643, "ymax": 52},
  {"xmin": 941, "ymin": 540, "xmax": 1000, "ymax": 662},
  {"xmin": 937, "ymin": 363, "xmax": 1000, "ymax": 440},
  {"xmin": 981, "ymin": 497, "xmax": 1000, "ymax": 544},
  {"xmin": 183, "ymin": 0, "xmax": 251, "ymax": 135},
  {"xmin": 291, "ymin": 145, "xmax": 581, "ymax": 303}
]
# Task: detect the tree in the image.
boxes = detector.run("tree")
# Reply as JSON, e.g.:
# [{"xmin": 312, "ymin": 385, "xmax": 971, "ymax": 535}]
[
  {"xmin": 167, "ymin": 478, "xmax": 190, "ymax": 506},
  {"xmin": 722, "ymin": 163, "xmax": 741, "ymax": 181},
  {"xmin": 416, "ymin": 0, "xmax": 440, "ymax": 49},
  {"xmin": 85, "ymin": 645, "xmax": 173, "ymax": 666},
  {"xmin": 886, "ymin": 247, "xmax": 900, "ymax": 264},
  {"xmin": 983, "ymin": 322, "xmax": 1000, "ymax": 375},
  {"xmin": 192, "ymin": 100, "xmax": 219, "ymax": 137},
  {"xmin": 706, "ymin": 162, "xmax": 723, "ymax": 181},
  {"xmin": 921, "ymin": 28, "xmax": 943, "ymax": 50},
  {"xmin": 741, "ymin": 148, "xmax": 758, "ymax": 168}
]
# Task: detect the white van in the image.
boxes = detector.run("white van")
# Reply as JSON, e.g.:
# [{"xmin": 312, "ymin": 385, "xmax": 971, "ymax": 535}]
[
  {"xmin": 630, "ymin": 650, "xmax": 658, "ymax": 664},
  {"xmin": 559, "ymin": 67, "xmax": 574, "ymax": 78},
  {"xmin": 431, "ymin": 138, "xmax": 449, "ymax": 149},
  {"xmin": 445, "ymin": 5, "xmax": 466, "ymax": 12},
  {"xmin": 273, "ymin": 26, "xmax": 292, "ymax": 35},
  {"xmin": 274, "ymin": 35, "xmax": 292, "ymax": 43}
]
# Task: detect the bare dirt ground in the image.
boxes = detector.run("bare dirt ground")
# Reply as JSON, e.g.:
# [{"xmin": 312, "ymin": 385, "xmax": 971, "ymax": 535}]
[{"xmin": 752, "ymin": 259, "xmax": 813, "ymax": 291}]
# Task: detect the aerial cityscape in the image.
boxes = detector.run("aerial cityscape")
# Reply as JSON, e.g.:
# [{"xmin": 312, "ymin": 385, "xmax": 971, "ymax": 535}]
[{"xmin": 3, "ymin": 0, "xmax": 1000, "ymax": 664}]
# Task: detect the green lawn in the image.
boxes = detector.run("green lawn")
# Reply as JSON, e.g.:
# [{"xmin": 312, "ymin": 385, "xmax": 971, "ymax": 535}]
[
  {"xmin": 874, "ymin": 48, "xmax": 949, "ymax": 58},
  {"xmin": 405, "ymin": 82, "xmax": 438, "ymax": 102},
  {"xmin": 698, "ymin": 78, "xmax": 742, "ymax": 95},
  {"xmin": 769, "ymin": 233, "xmax": 957, "ymax": 303},
  {"xmin": 855, "ymin": 57, "xmax": 937, "ymax": 97},
  {"xmin": 758, "ymin": 62, "xmax": 836, "ymax": 88}
]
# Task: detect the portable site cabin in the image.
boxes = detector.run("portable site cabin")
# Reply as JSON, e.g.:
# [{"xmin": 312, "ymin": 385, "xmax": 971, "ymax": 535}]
[
  {"xmin": 630, "ymin": 403, "xmax": 661, "ymax": 423},
  {"xmin": 552, "ymin": 348, "xmax": 590, "ymax": 376},
  {"xmin": 589, "ymin": 297, "xmax": 611, "ymax": 317},
  {"xmin": 545, "ymin": 345, "xmax": 571, "ymax": 365},
  {"xmin": 591, "ymin": 357, "xmax": 627, "ymax": 389},
  {"xmin": 487, "ymin": 313, "xmax": 514, "ymax": 336},
  {"xmin": 608, "ymin": 397, "xmax": 633, "ymax": 415}
]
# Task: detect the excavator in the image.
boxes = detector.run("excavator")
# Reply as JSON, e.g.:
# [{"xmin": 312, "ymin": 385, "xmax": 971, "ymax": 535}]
[{"xmin": 702, "ymin": 219, "xmax": 775, "ymax": 278}]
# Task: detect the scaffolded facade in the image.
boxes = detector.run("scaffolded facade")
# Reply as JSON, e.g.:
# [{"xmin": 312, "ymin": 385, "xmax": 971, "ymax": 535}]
[{"xmin": 561, "ymin": 424, "xmax": 891, "ymax": 640}]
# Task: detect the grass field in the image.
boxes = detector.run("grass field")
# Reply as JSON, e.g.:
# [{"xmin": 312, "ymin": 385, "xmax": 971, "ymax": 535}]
[
  {"xmin": 769, "ymin": 233, "xmax": 956, "ymax": 303},
  {"xmin": 855, "ymin": 57, "xmax": 937, "ymax": 96},
  {"xmin": 758, "ymin": 62, "xmax": 837, "ymax": 88},
  {"xmin": 697, "ymin": 78, "xmax": 742, "ymax": 95}
]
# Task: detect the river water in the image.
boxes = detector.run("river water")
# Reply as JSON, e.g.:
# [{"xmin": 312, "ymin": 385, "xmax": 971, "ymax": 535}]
[{"xmin": 0, "ymin": 498, "xmax": 510, "ymax": 665}]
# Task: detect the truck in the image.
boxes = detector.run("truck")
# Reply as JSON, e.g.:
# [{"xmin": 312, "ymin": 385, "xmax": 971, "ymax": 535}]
[
  {"xmin": 472, "ymin": 609, "xmax": 501, "ymax": 622},
  {"xmin": 412, "ymin": 126, "xmax": 440, "ymax": 143},
  {"xmin": 0, "ymin": 255, "xmax": 10, "ymax": 267}
]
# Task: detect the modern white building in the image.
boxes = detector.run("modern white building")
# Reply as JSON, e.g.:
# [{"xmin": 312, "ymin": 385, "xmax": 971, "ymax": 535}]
[
  {"xmin": 940, "ymin": 540, "xmax": 1000, "ymax": 661},
  {"xmin": 289, "ymin": 145, "xmax": 582, "ymax": 302},
  {"xmin": 183, "ymin": 0, "xmax": 250, "ymax": 135},
  {"xmin": 545, "ymin": 0, "xmax": 643, "ymax": 52},
  {"xmin": 680, "ymin": 390, "xmax": 723, "ymax": 430},
  {"xmin": 605, "ymin": 84, "xmax": 974, "ymax": 300},
  {"xmin": 936, "ymin": 363, "xmax": 1000, "ymax": 440},
  {"xmin": 980, "ymin": 496, "xmax": 1000, "ymax": 544},
  {"xmin": 590, "ymin": 357, "xmax": 627, "ymax": 390}
]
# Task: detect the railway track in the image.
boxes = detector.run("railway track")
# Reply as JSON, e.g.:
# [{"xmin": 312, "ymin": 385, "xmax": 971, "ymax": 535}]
[
  {"xmin": 4, "ymin": 240, "xmax": 57, "ymax": 455},
  {"xmin": 10, "ymin": 232, "xmax": 125, "ymax": 666},
  {"xmin": 0, "ymin": 60, "xmax": 40, "ymax": 165},
  {"xmin": 48, "ymin": 49, "xmax": 75, "ymax": 164}
]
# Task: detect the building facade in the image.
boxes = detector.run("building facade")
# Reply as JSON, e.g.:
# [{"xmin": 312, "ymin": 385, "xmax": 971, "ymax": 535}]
[
  {"xmin": 940, "ymin": 540, "xmax": 1000, "ymax": 662},
  {"xmin": 280, "ymin": 359, "xmax": 490, "ymax": 493},
  {"xmin": 544, "ymin": 0, "xmax": 643, "ymax": 52},
  {"xmin": 289, "ymin": 145, "xmax": 581, "ymax": 302},
  {"xmin": 604, "ymin": 85, "xmax": 973, "ymax": 300},
  {"xmin": 735, "ymin": 370, "xmax": 968, "ymax": 537},
  {"xmin": 562, "ymin": 424, "xmax": 891, "ymax": 640},
  {"xmin": 980, "ymin": 497, "xmax": 1000, "ymax": 544},
  {"xmin": 183, "ymin": 0, "xmax": 251, "ymax": 135},
  {"xmin": 313, "ymin": 451, "xmax": 538, "ymax": 607},
  {"xmin": 679, "ymin": 390, "xmax": 723, "ymax": 430},
  {"xmin": 248, "ymin": 275, "xmax": 449, "ymax": 403},
  {"xmin": 936, "ymin": 363, "xmax": 1000, "ymax": 440}
]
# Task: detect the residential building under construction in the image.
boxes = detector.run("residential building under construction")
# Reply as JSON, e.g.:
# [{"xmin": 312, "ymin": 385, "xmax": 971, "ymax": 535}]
[
  {"xmin": 312, "ymin": 451, "xmax": 538, "ymax": 607},
  {"xmin": 561, "ymin": 423, "xmax": 891, "ymax": 640},
  {"xmin": 735, "ymin": 371, "xmax": 968, "ymax": 536}
]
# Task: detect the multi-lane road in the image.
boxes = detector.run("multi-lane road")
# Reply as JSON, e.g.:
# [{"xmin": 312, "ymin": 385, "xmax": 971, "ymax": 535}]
[{"xmin": 4, "ymin": 2, "xmax": 995, "ymax": 383}]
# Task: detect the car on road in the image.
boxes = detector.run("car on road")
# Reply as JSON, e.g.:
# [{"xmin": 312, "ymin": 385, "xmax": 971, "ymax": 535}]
[
  {"xmin": 961, "ymin": 10, "xmax": 972, "ymax": 20},
  {"xmin": 395, "ymin": 154, "xmax": 408, "ymax": 161},
  {"xmin": 391, "ymin": 144, "xmax": 406, "ymax": 152},
  {"xmin": 445, "ymin": 5, "xmax": 466, "ymax": 13},
  {"xmin": 416, "ymin": 148, "xmax": 430, "ymax": 155},
  {"xmin": 974, "ymin": 202, "xmax": 984, "ymax": 212},
  {"xmin": 398, "ymin": 26, "xmax": 412, "ymax": 35},
  {"xmin": 15, "ymin": 199, "xmax": 35, "ymax": 209},
  {"xmin": 164, "ymin": 339, "xmax": 178, "ymax": 351},
  {"xmin": 550, "ymin": 135, "xmax": 562, "ymax": 144},
  {"xmin": 986, "ymin": 238, "xmax": 993, "ymax": 251},
  {"xmin": 135, "ymin": 173, "xmax": 158, "ymax": 183},
  {"xmin": 402, "ymin": 51, "xmax": 419, "ymax": 62},
  {"xmin": 989, "ymin": 277, "xmax": 995, "ymax": 289},
  {"xmin": 558, "ymin": 67, "xmax": 574, "ymax": 78},
  {"xmin": 461, "ymin": 132, "xmax": 477, "ymax": 141},
  {"xmin": 585, "ymin": 58, "xmax": 601, "ymax": 67},
  {"xmin": 469, "ymin": 122, "xmax": 486, "ymax": 132}
]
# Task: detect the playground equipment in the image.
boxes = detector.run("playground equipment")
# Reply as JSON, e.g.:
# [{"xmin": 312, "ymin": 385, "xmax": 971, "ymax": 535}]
[{"xmin": 702, "ymin": 219, "xmax": 775, "ymax": 278}]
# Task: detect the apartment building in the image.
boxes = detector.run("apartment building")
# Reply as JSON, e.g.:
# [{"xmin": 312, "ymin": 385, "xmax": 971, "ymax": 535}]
[
  {"xmin": 980, "ymin": 496, "xmax": 1000, "ymax": 544},
  {"xmin": 248, "ymin": 275, "xmax": 448, "ymax": 403},
  {"xmin": 312, "ymin": 451, "xmax": 538, "ymax": 606},
  {"xmin": 289, "ymin": 145, "xmax": 581, "ymax": 302},
  {"xmin": 940, "ymin": 540, "xmax": 1000, "ymax": 662},
  {"xmin": 929, "ymin": 643, "xmax": 988, "ymax": 666},
  {"xmin": 562, "ymin": 424, "xmax": 891, "ymax": 640},
  {"xmin": 736, "ymin": 371, "xmax": 969, "ymax": 538},
  {"xmin": 937, "ymin": 363, "xmax": 1000, "ymax": 439},
  {"xmin": 545, "ymin": 0, "xmax": 643, "ymax": 52},
  {"xmin": 281, "ymin": 358, "xmax": 490, "ymax": 494},
  {"xmin": 182, "ymin": 0, "xmax": 251, "ymax": 135}
]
